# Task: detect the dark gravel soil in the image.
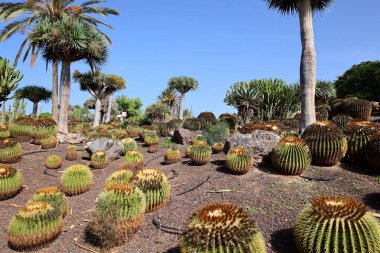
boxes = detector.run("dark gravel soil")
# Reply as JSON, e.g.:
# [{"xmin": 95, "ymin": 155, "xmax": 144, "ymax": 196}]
[{"xmin": 0, "ymin": 140, "xmax": 379, "ymax": 253}]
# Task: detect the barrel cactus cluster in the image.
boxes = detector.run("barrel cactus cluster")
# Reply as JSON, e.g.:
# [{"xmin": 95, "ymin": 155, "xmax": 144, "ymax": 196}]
[
  {"xmin": 331, "ymin": 114, "xmax": 353, "ymax": 128},
  {"xmin": 60, "ymin": 165, "xmax": 93, "ymax": 196},
  {"xmin": 32, "ymin": 118, "xmax": 57, "ymax": 144},
  {"xmin": 9, "ymin": 116, "xmax": 35, "ymax": 142},
  {"xmin": 0, "ymin": 138, "xmax": 22, "ymax": 163},
  {"xmin": 348, "ymin": 99, "xmax": 372, "ymax": 120},
  {"xmin": 0, "ymin": 166, "xmax": 23, "ymax": 200},
  {"xmin": 190, "ymin": 141, "xmax": 212, "ymax": 165}
]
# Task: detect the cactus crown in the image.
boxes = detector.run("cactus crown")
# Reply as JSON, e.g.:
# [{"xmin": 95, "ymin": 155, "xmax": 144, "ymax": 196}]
[
  {"xmin": 132, "ymin": 168, "xmax": 166, "ymax": 189},
  {"xmin": 0, "ymin": 138, "xmax": 19, "ymax": 148},
  {"xmin": 302, "ymin": 121, "xmax": 344, "ymax": 139},
  {"xmin": 193, "ymin": 140, "xmax": 208, "ymax": 147},
  {"xmin": 104, "ymin": 182, "xmax": 135, "ymax": 195},
  {"xmin": 94, "ymin": 150, "xmax": 106, "ymax": 158},
  {"xmin": 229, "ymin": 146, "xmax": 249, "ymax": 155},
  {"xmin": 67, "ymin": 145, "xmax": 77, "ymax": 151},
  {"xmin": 67, "ymin": 164, "xmax": 90, "ymax": 173},
  {"xmin": 0, "ymin": 124, "xmax": 8, "ymax": 131},
  {"xmin": 0, "ymin": 166, "xmax": 16, "ymax": 178},
  {"xmin": 35, "ymin": 186, "xmax": 60, "ymax": 195},
  {"xmin": 14, "ymin": 116, "xmax": 34, "ymax": 125},
  {"xmin": 46, "ymin": 155, "xmax": 61, "ymax": 162},
  {"xmin": 34, "ymin": 118, "xmax": 57, "ymax": 127},
  {"xmin": 105, "ymin": 170, "xmax": 133, "ymax": 186},
  {"xmin": 18, "ymin": 201, "xmax": 54, "ymax": 218},
  {"xmin": 279, "ymin": 136, "xmax": 306, "ymax": 145}
]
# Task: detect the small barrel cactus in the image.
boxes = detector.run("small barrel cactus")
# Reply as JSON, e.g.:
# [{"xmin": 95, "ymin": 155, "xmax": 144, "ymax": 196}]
[
  {"xmin": 0, "ymin": 138, "xmax": 22, "ymax": 163},
  {"xmin": 348, "ymin": 99, "xmax": 372, "ymax": 120},
  {"xmin": 365, "ymin": 132, "xmax": 380, "ymax": 171},
  {"xmin": 125, "ymin": 125, "xmax": 140, "ymax": 138},
  {"xmin": 190, "ymin": 141, "xmax": 212, "ymax": 165},
  {"xmin": 60, "ymin": 165, "xmax": 93, "ymax": 196},
  {"xmin": 32, "ymin": 118, "xmax": 57, "ymax": 144},
  {"xmin": 112, "ymin": 129, "xmax": 129, "ymax": 140},
  {"xmin": 90, "ymin": 150, "xmax": 108, "ymax": 169},
  {"xmin": 164, "ymin": 147, "xmax": 181, "ymax": 164},
  {"xmin": 301, "ymin": 121, "xmax": 347, "ymax": 166},
  {"xmin": 144, "ymin": 132, "xmax": 160, "ymax": 153},
  {"xmin": 191, "ymin": 134, "xmax": 207, "ymax": 145},
  {"xmin": 65, "ymin": 145, "xmax": 78, "ymax": 161},
  {"xmin": 316, "ymin": 107, "xmax": 329, "ymax": 121},
  {"xmin": 8, "ymin": 201, "xmax": 63, "ymax": 250},
  {"xmin": 282, "ymin": 118, "xmax": 300, "ymax": 131},
  {"xmin": 185, "ymin": 145, "xmax": 192, "ymax": 158},
  {"xmin": 120, "ymin": 151, "xmax": 144, "ymax": 170},
  {"xmin": 120, "ymin": 137, "xmax": 137, "ymax": 153},
  {"xmin": 331, "ymin": 114, "xmax": 353, "ymax": 129},
  {"xmin": 104, "ymin": 170, "xmax": 133, "ymax": 188},
  {"xmin": 295, "ymin": 195, "xmax": 380, "ymax": 253},
  {"xmin": 211, "ymin": 142, "xmax": 224, "ymax": 154},
  {"xmin": 183, "ymin": 118, "xmax": 202, "ymax": 131},
  {"xmin": 0, "ymin": 166, "xmax": 23, "ymax": 200},
  {"xmin": 30, "ymin": 186, "xmax": 68, "ymax": 217},
  {"xmin": 181, "ymin": 202, "xmax": 267, "ymax": 253},
  {"xmin": 40, "ymin": 135, "xmax": 57, "ymax": 149},
  {"xmin": 44, "ymin": 155, "xmax": 62, "ymax": 170},
  {"xmin": 131, "ymin": 168, "xmax": 170, "ymax": 212},
  {"xmin": 225, "ymin": 146, "xmax": 253, "ymax": 175},
  {"xmin": 9, "ymin": 116, "xmax": 35, "ymax": 142},
  {"xmin": 271, "ymin": 137, "xmax": 311, "ymax": 175},
  {"xmin": 0, "ymin": 124, "xmax": 11, "ymax": 139}
]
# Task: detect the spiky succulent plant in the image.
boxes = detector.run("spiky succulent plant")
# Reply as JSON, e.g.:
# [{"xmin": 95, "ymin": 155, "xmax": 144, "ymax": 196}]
[
  {"xmin": 365, "ymin": 132, "xmax": 380, "ymax": 171},
  {"xmin": 44, "ymin": 155, "xmax": 62, "ymax": 170},
  {"xmin": 295, "ymin": 195, "xmax": 380, "ymax": 253},
  {"xmin": 0, "ymin": 124, "xmax": 11, "ymax": 139},
  {"xmin": 348, "ymin": 99, "xmax": 372, "ymax": 120},
  {"xmin": 60, "ymin": 165, "xmax": 93, "ymax": 196},
  {"xmin": 164, "ymin": 147, "xmax": 181, "ymax": 164},
  {"xmin": 131, "ymin": 168, "xmax": 170, "ymax": 212},
  {"xmin": 125, "ymin": 125, "xmax": 140, "ymax": 138},
  {"xmin": 181, "ymin": 203, "xmax": 267, "ymax": 253},
  {"xmin": 90, "ymin": 151, "xmax": 108, "ymax": 169},
  {"xmin": 185, "ymin": 145, "xmax": 192, "ymax": 158},
  {"xmin": 112, "ymin": 129, "xmax": 129, "ymax": 140},
  {"xmin": 0, "ymin": 166, "xmax": 23, "ymax": 200},
  {"xmin": 8, "ymin": 201, "xmax": 63, "ymax": 250},
  {"xmin": 65, "ymin": 145, "xmax": 78, "ymax": 161},
  {"xmin": 183, "ymin": 118, "xmax": 202, "ymax": 131},
  {"xmin": 32, "ymin": 118, "xmax": 57, "ymax": 144},
  {"xmin": 211, "ymin": 142, "xmax": 224, "ymax": 154},
  {"xmin": 120, "ymin": 151, "xmax": 144, "ymax": 170},
  {"xmin": 190, "ymin": 141, "xmax": 212, "ymax": 165},
  {"xmin": 86, "ymin": 128, "xmax": 113, "ymax": 141},
  {"xmin": 9, "ymin": 116, "xmax": 35, "ymax": 142},
  {"xmin": 144, "ymin": 132, "xmax": 160, "ymax": 153},
  {"xmin": 240, "ymin": 123, "xmax": 280, "ymax": 134},
  {"xmin": 271, "ymin": 137, "xmax": 311, "ymax": 175},
  {"xmin": 301, "ymin": 121, "xmax": 347, "ymax": 166},
  {"xmin": 316, "ymin": 107, "xmax": 329, "ymax": 121},
  {"xmin": 40, "ymin": 135, "xmax": 57, "ymax": 149},
  {"xmin": 104, "ymin": 170, "xmax": 133, "ymax": 188},
  {"xmin": 197, "ymin": 112, "xmax": 217, "ymax": 129},
  {"xmin": 282, "ymin": 118, "xmax": 300, "ymax": 131},
  {"xmin": 225, "ymin": 146, "xmax": 253, "ymax": 175},
  {"xmin": 121, "ymin": 137, "xmax": 137, "ymax": 154},
  {"xmin": 191, "ymin": 135, "xmax": 207, "ymax": 145},
  {"xmin": 331, "ymin": 114, "xmax": 353, "ymax": 129},
  {"xmin": 30, "ymin": 187, "xmax": 68, "ymax": 217},
  {"xmin": 0, "ymin": 138, "xmax": 22, "ymax": 163}
]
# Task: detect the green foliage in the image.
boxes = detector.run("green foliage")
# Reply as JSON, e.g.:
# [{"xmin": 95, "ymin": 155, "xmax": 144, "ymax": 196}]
[
  {"xmin": 91, "ymin": 151, "xmax": 108, "ymax": 170},
  {"xmin": 168, "ymin": 76, "xmax": 198, "ymax": 94},
  {"xmin": 38, "ymin": 112, "xmax": 52, "ymax": 119},
  {"xmin": 348, "ymin": 99, "xmax": 372, "ymax": 120},
  {"xmin": 315, "ymin": 80, "xmax": 336, "ymax": 105},
  {"xmin": 295, "ymin": 195, "xmax": 380, "ymax": 253},
  {"xmin": 158, "ymin": 137, "xmax": 175, "ymax": 148},
  {"xmin": 335, "ymin": 61, "xmax": 380, "ymax": 101},
  {"xmin": 44, "ymin": 155, "xmax": 62, "ymax": 170},
  {"xmin": 183, "ymin": 118, "xmax": 202, "ymax": 131},
  {"xmin": 16, "ymin": 85, "xmax": 51, "ymax": 103},
  {"xmin": 271, "ymin": 137, "xmax": 311, "ymax": 175},
  {"xmin": 181, "ymin": 202, "xmax": 267, "ymax": 253},
  {"xmin": 69, "ymin": 105, "xmax": 93, "ymax": 121},
  {"xmin": 144, "ymin": 103, "xmax": 171, "ymax": 123},
  {"xmin": 30, "ymin": 187, "xmax": 68, "ymax": 217},
  {"xmin": 266, "ymin": 0, "xmax": 334, "ymax": 14},
  {"xmin": 204, "ymin": 121, "xmax": 230, "ymax": 145},
  {"xmin": 0, "ymin": 138, "xmax": 22, "ymax": 163},
  {"xmin": 116, "ymin": 95, "xmax": 143, "ymax": 119},
  {"xmin": 125, "ymin": 125, "xmax": 140, "ymax": 137},
  {"xmin": 365, "ymin": 132, "xmax": 380, "ymax": 172},
  {"xmin": 60, "ymin": 165, "xmax": 93, "ymax": 196},
  {"xmin": 376, "ymin": 176, "xmax": 380, "ymax": 184},
  {"xmin": 157, "ymin": 87, "xmax": 179, "ymax": 113},
  {"xmin": 0, "ymin": 166, "xmax": 23, "ymax": 200},
  {"xmin": 190, "ymin": 141, "xmax": 212, "ymax": 165},
  {"xmin": 0, "ymin": 57, "xmax": 23, "ymax": 103},
  {"xmin": 226, "ymin": 146, "xmax": 253, "ymax": 175}
]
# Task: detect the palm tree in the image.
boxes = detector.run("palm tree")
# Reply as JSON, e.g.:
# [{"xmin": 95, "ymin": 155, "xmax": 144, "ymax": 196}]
[
  {"xmin": 145, "ymin": 103, "xmax": 171, "ymax": 123},
  {"xmin": 0, "ymin": 0, "xmax": 119, "ymax": 122},
  {"xmin": 16, "ymin": 85, "xmax": 52, "ymax": 118},
  {"xmin": 265, "ymin": 0, "xmax": 334, "ymax": 131},
  {"xmin": 157, "ymin": 87, "xmax": 179, "ymax": 115},
  {"xmin": 315, "ymin": 80, "xmax": 336, "ymax": 105},
  {"xmin": 168, "ymin": 76, "xmax": 198, "ymax": 120},
  {"xmin": 73, "ymin": 70, "xmax": 125, "ymax": 127}
]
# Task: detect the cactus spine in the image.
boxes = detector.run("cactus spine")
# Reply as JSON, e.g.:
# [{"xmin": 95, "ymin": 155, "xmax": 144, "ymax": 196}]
[
  {"xmin": 120, "ymin": 151, "xmax": 144, "ymax": 170},
  {"xmin": 65, "ymin": 145, "xmax": 78, "ymax": 161},
  {"xmin": 44, "ymin": 155, "xmax": 62, "ymax": 170},
  {"xmin": 30, "ymin": 187, "xmax": 68, "ymax": 217},
  {"xmin": 163, "ymin": 147, "xmax": 181, "ymax": 164},
  {"xmin": 0, "ymin": 138, "xmax": 22, "ymax": 163},
  {"xmin": 90, "ymin": 150, "xmax": 108, "ymax": 169},
  {"xmin": 225, "ymin": 146, "xmax": 253, "ymax": 174},
  {"xmin": 190, "ymin": 141, "xmax": 212, "ymax": 165}
]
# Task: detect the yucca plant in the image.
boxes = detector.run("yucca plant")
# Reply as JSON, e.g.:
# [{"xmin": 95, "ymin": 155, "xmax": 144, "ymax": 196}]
[
  {"xmin": 144, "ymin": 132, "xmax": 160, "ymax": 153},
  {"xmin": 9, "ymin": 116, "xmax": 35, "ymax": 142},
  {"xmin": 365, "ymin": 132, "xmax": 380, "ymax": 171},
  {"xmin": 60, "ymin": 165, "xmax": 93, "ymax": 196},
  {"xmin": 8, "ymin": 201, "xmax": 63, "ymax": 250},
  {"xmin": 104, "ymin": 170, "xmax": 133, "ymax": 188},
  {"xmin": 90, "ymin": 151, "xmax": 108, "ymax": 169},
  {"xmin": 32, "ymin": 118, "xmax": 57, "ymax": 144},
  {"xmin": 0, "ymin": 166, "xmax": 23, "ymax": 200},
  {"xmin": 348, "ymin": 99, "xmax": 372, "ymax": 120},
  {"xmin": 211, "ymin": 142, "xmax": 225, "ymax": 154},
  {"xmin": 40, "ymin": 135, "xmax": 57, "ymax": 149},
  {"xmin": 120, "ymin": 151, "xmax": 144, "ymax": 170},
  {"xmin": 190, "ymin": 141, "xmax": 212, "ymax": 165},
  {"xmin": 225, "ymin": 146, "xmax": 253, "ymax": 175},
  {"xmin": 163, "ymin": 147, "xmax": 181, "ymax": 164},
  {"xmin": 30, "ymin": 187, "xmax": 68, "ymax": 217},
  {"xmin": 44, "ymin": 155, "xmax": 62, "ymax": 170},
  {"xmin": 331, "ymin": 114, "xmax": 353, "ymax": 129},
  {"xmin": 65, "ymin": 145, "xmax": 78, "ymax": 161},
  {"xmin": 0, "ymin": 138, "xmax": 22, "ymax": 163},
  {"xmin": 120, "ymin": 137, "xmax": 137, "ymax": 154},
  {"xmin": 181, "ymin": 202, "xmax": 267, "ymax": 253},
  {"xmin": 295, "ymin": 195, "xmax": 380, "ymax": 253},
  {"xmin": 301, "ymin": 121, "xmax": 347, "ymax": 166},
  {"xmin": 0, "ymin": 124, "xmax": 11, "ymax": 139},
  {"xmin": 131, "ymin": 168, "xmax": 170, "ymax": 212},
  {"xmin": 271, "ymin": 137, "xmax": 311, "ymax": 175}
]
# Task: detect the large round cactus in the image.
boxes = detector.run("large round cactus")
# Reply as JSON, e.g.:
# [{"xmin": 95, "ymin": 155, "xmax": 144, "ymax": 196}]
[
  {"xmin": 8, "ymin": 201, "xmax": 63, "ymax": 250},
  {"xmin": 44, "ymin": 155, "xmax": 62, "ymax": 170},
  {"xmin": 0, "ymin": 124, "xmax": 11, "ymax": 139},
  {"xmin": 104, "ymin": 170, "xmax": 133, "ymax": 188},
  {"xmin": 331, "ymin": 114, "xmax": 353, "ymax": 129},
  {"xmin": 0, "ymin": 166, "xmax": 23, "ymax": 200},
  {"xmin": 9, "ymin": 116, "xmax": 35, "ymax": 142},
  {"xmin": 125, "ymin": 125, "xmax": 140, "ymax": 138},
  {"xmin": 120, "ymin": 137, "xmax": 137, "ymax": 153},
  {"xmin": 225, "ymin": 146, "xmax": 253, "ymax": 175},
  {"xmin": 131, "ymin": 168, "xmax": 170, "ymax": 212},
  {"xmin": 190, "ymin": 141, "xmax": 212, "ymax": 165},
  {"xmin": 271, "ymin": 137, "xmax": 311, "ymax": 175},
  {"xmin": 295, "ymin": 195, "xmax": 380, "ymax": 253},
  {"xmin": 32, "ymin": 118, "xmax": 57, "ymax": 144},
  {"xmin": 301, "ymin": 121, "xmax": 347, "ymax": 166},
  {"xmin": 30, "ymin": 186, "xmax": 68, "ymax": 217},
  {"xmin": 90, "ymin": 150, "xmax": 108, "ymax": 169},
  {"xmin": 181, "ymin": 202, "xmax": 267, "ymax": 253},
  {"xmin": 0, "ymin": 138, "xmax": 22, "ymax": 163},
  {"xmin": 120, "ymin": 151, "xmax": 144, "ymax": 170},
  {"xmin": 365, "ymin": 132, "xmax": 380, "ymax": 171},
  {"xmin": 191, "ymin": 135, "xmax": 207, "ymax": 145},
  {"xmin": 348, "ymin": 99, "xmax": 372, "ymax": 120},
  {"xmin": 163, "ymin": 147, "xmax": 181, "ymax": 164},
  {"xmin": 60, "ymin": 165, "xmax": 93, "ymax": 196}
]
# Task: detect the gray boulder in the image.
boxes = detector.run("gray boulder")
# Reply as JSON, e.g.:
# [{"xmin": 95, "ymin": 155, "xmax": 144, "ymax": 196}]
[
  {"xmin": 84, "ymin": 138, "xmax": 124, "ymax": 161},
  {"xmin": 224, "ymin": 130, "xmax": 280, "ymax": 164},
  {"xmin": 173, "ymin": 128, "xmax": 196, "ymax": 145},
  {"xmin": 63, "ymin": 133, "xmax": 85, "ymax": 144}
]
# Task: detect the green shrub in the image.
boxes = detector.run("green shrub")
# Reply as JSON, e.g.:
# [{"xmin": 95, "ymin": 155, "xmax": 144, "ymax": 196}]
[{"xmin": 204, "ymin": 121, "xmax": 230, "ymax": 145}]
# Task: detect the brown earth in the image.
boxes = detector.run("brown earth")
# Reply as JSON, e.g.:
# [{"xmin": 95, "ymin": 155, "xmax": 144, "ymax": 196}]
[{"xmin": 0, "ymin": 139, "xmax": 379, "ymax": 253}]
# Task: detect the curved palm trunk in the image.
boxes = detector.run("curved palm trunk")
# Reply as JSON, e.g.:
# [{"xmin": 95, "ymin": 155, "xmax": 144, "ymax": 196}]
[
  {"xmin": 58, "ymin": 60, "xmax": 71, "ymax": 136},
  {"xmin": 178, "ymin": 93, "xmax": 185, "ymax": 120},
  {"xmin": 52, "ymin": 58, "xmax": 59, "ymax": 122},
  {"xmin": 299, "ymin": 0, "xmax": 316, "ymax": 132},
  {"xmin": 32, "ymin": 102, "xmax": 38, "ymax": 118},
  {"xmin": 105, "ymin": 95, "xmax": 112, "ymax": 123},
  {"xmin": 93, "ymin": 98, "xmax": 102, "ymax": 128}
]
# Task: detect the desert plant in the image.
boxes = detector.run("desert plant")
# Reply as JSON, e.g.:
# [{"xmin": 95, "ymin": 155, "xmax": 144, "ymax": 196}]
[
  {"xmin": 348, "ymin": 99, "xmax": 372, "ymax": 120},
  {"xmin": 131, "ymin": 168, "xmax": 170, "ymax": 212},
  {"xmin": 271, "ymin": 137, "xmax": 311, "ymax": 175},
  {"xmin": 65, "ymin": 145, "xmax": 78, "ymax": 161},
  {"xmin": 120, "ymin": 137, "xmax": 137, "ymax": 153},
  {"xmin": 301, "ymin": 121, "xmax": 347, "ymax": 166},
  {"xmin": 112, "ymin": 129, "xmax": 129, "ymax": 140},
  {"xmin": 0, "ymin": 124, "xmax": 11, "ymax": 139},
  {"xmin": 240, "ymin": 122, "xmax": 280, "ymax": 134},
  {"xmin": 125, "ymin": 125, "xmax": 140, "ymax": 138},
  {"xmin": 185, "ymin": 145, "xmax": 192, "ymax": 158},
  {"xmin": 44, "ymin": 155, "xmax": 62, "ymax": 170},
  {"xmin": 9, "ymin": 116, "xmax": 35, "ymax": 142},
  {"xmin": 294, "ymin": 195, "xmax": 380, "ymax": 253},
  {"xmin": 315, "ymin": 80, "xmax": 336, "ymax": 105},
  {"xmin": 197, "ymin": 112, "xmax": 217, "ymax": 129},
  {"xmin": 16, "ymin": 86, "xmax": 52, "ymax": 118},
  {"xmin": 168, "ymin": 76, "xmax": 198, "ymax": 120},
  {"xmin": 0, "ymin": 166, "xmax": 23, "ymax": 200},
  {"xmin": 365, "ymin": 132, "xmax": 380, "ymax": 172},
  {"xmin": 30, "ymin": 187, "xmax": 68, "ymax": 217},
  {"xmin": 32, "ymin": 118, "xmax": 57, "ymax": 144},
  {"xmin": 204, "ymin": 121, "xmax": 230, "ymax": 145},
  {"xmin": 104, "ymin": 170, "xmax": 133, "ymax": 188},
  {"xmin": 212, "ymin": 142, "xmax": 225, "ymax": 154},
  {"xmin": 8, "ymin": 201, "xmax": 63, "ymax": 250},
  {"xmin": 190, "ymin": 141, "xmax": 212, "ymax": 165},
  {"xmin": 40, "ymin": 135, "xmax": 57, "ymax": 149},
  {"xmin": 90, "ymin": 151, "xmax": 108, "ymax": 169},
  {"xmin": 191, "ymin": 135, "xmax": 207, "ymax": 145},
  {"xmin": 181, "ymin": 202, "xmax": 267, "ymax": 253},
  {"xmin": 282, "ymin": 118, "xmax": 300, "ymax": 131},
  {"xmin": 144, "ymin": 132, "xmax": 160, "ymax": 153},
  {"xmin": 183, "ymin": 118, "xmax": 202, "ymax": 131},
  {"xmin": 0, "ymin": 138, "xmax": 22, "ymax": 163},
  {"xmin": 60, "ymin": 165, "xmax": 93, "ymax": 196},
  {"xmin": 219, "ymin": 113, "xmax": 238, "ymax": 132},
  {"xmin": 331, "ymin": 114, "xmax": 353, "ymax": 129},
  {"xmin": 164, "ymin": 147, "xmax": 181, "ymax": 164},
  {"xmin": 144, "ymin": 103, "xmax": 171, "ymax": 123},
  {"xmin": 315, "ymin": 106, "xmax": 329, "ymax": 121},
  {"xmin": 120, "ymin": 151, "xmax": 144, "ymax": 170},
  {"xmin": 225, "ymin": 146, "xmax": 253, "ymax": 175}
]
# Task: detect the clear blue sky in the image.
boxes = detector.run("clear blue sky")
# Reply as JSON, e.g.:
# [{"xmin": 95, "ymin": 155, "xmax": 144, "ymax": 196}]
[{"xmin": 1, "ymin": 0, "xmax": 379, "ymax": 117}]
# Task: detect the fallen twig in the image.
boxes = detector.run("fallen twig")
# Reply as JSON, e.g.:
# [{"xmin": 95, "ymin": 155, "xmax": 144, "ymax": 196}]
[
  {"xmin": 206, "ymin": 189, "xmax": 243, "ymax": 193},
  {"xmin": 44, "ymin": 168, "xmax": 58, "ymax": 178},
  {"xmin": 74, "ymin": 241, "xmax": 99, "ymax": 253},
  {"xmin": 144, "ymin": 154, "xmax": 164, "ymax": 166},
  {"xmin": 152, "ymin": 216, "xmax": 183, "ymax": 235},
  {"xmin": 299, "ymin": 175, "xmax": 335, "ymax": 182},
  {"xmin": 81, "ymin": 209, "xmax": 94, "ymax": 214},
  {"xmin": 9, "ymin": 204, "xmax": 21, "ymax": 208},
  {"xmin": 172, "ymin": 182, "xmax": 187, "ymax": 188},
  {"xmin": 176, "ymin": 175, "xmax": 223, "ymax": 196}
]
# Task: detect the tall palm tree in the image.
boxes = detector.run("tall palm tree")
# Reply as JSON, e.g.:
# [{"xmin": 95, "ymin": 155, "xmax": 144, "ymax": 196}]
[
  {"xmin": 29, "ymin": 17, "xmax": 108, "ymax": 134},
  {"xmin": 265, "ymin": 0, "xmax": 334, "ymax": 131},
  {"xmin": 0, "ymin": 0, "xmax": 119, "ymax": 122},
  {"xmin": 16, "ymin": 85, "xmax": 52, "ymax": 118},
  {"xmin": 73, "ymin": 70, "xmax": 125, "ymax": 127},
  {"xmin": 157, "ymin": 87, "xmax": 179, "ymax": 116},
  {"xmin": 168, "ymin": 76, "xmax": 198, "ymax": 120}
]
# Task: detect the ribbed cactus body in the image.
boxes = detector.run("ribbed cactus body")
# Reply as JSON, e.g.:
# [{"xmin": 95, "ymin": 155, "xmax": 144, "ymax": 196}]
[
  {"xmin": 60, "ymin": 165, "xmax": 93, "ymax": 196},
  {"xmin": 125, "ymin": 125, "xmax": 140, "ymax": 138},
  {"xmin": 44, "ymin": 155, "xmax": 62, "ymax": 169},
  {"xmin": 191, "ymin": 135, "xmax": 207, "ymax": 145},
  {"xmin": 121, "ymin": 137, "xmax": 137, "ymax": 153},
  {"xmin": 90, "ymin": 151, "xmax": 108, "ymax": 169},
  {"xmin": 32, "ymin": 118, "xmax": 57, "ymax": 144},
  {"xmin": 331, "ymin": 114, "xmax": 353, "ymax": 128},
  {"xmin": 104, "ymin": 170, "xmax": 133, "ymax": 188},
  {"xmin": 349, "ymin": 99, "xmax": 372, "ymax": 120},
  {"xmin": 211, "ymin": 142, "xmax": 224, "ymax": 154},
  {"xmin": 316, "ymin": 107, "xmax": 329, "ymax": 121},
  {"xmin": 226, "ymin": 146, "xmax": 253, "ymax": 174},
  {"xmin": 181, "ymin": 203, "xmax": 267, "ymax": 253},
  {"xmin": 120, "ymin": 151, "xmax": 144, "ymax": 170},
  {"xmin": 0, "ymin": 124, "xmax": 10, "ymax": 139},
  {"xmin": 365, "ymin": 133, "xmax": 380, "ymax": 171},
  {"xmin": 295, "ymin": 195, "xmax": 380, "ymax": 253},
  {"xmin": 30, "ymin": 187, "xmax": 68, "ymax": 217},
  {"xmin": 8, "ymin": 201, "xmax": 63, "ymax": 250},
  {"xmin": 271, "ymin": 137, "xmax": 311, "ymax": 175},
  {"xmin": 9, "ymin": 116, "xmax": 35, "ymax": 142},
  {"xmin": 40, "ymin": 135, "xmax": 57, "ymax": 149},
  {"xmin": 65, "ymin": 145, "xmax": 78, "ymax": 161},
  {"xmin": 185, "ymin": 145, "xmax": 192, "ymax": 158},
  {"xmin": 302, "ymin": 121, "xmax": 347, "ymax": 166},
  {"xmin": 131, "ymin": 168, "xmax": 170, "ymax": 212},
  {"xmin": 190, "ymin": 141, "xmax": 212, "ymax": 165},
  {"xmin": 0, "ymin": 166, "xmax": 23, "ymax": 200},
  {"xmin": 144, "ymin": 133, "xmax": 159, "ymax": 153},
  {"xmin": 0, "ymin": 138, "xmax": 22, "ymax": 163},
  {"xmin": 164, "ymin": 148, "xmax": 181, "ymax": 164}
]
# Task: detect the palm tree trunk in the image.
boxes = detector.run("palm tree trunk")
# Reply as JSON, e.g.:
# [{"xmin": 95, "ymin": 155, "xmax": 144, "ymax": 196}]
[
  {"xmin": 58, "ymin": 60, "xmax": 71, "ymax": 136},
  {"xmin": 93, "ymin": 98, "xmax": 102, "ymax": 128},
  {"xmin": 178, "ymin": 93, "xmax": 185, "ymax": 120},
  {"xmin": 299, "ymin": 0, "xmax": 316, "ymax": 132},
  {"xmin": 32, "ymin": 102, "xmax": 38, "ymax": 118},
  {"xmin": 105, "ymin": 95, "xmax": 112, "ymax": 123},
  {"xmin": 52, "ymin": 58, "xmax": 59, "ymax": 122}
]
